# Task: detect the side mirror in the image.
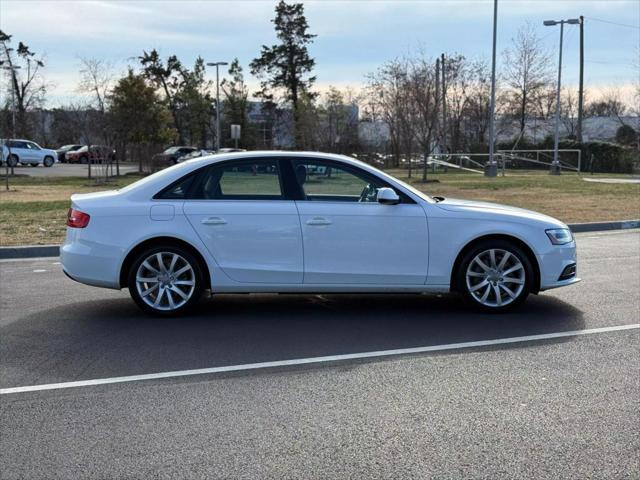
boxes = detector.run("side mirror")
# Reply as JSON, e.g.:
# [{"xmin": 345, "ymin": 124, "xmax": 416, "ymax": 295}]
[{"xmin": 377, "ymin": 187, "xmax": 400, "ymax": 205}]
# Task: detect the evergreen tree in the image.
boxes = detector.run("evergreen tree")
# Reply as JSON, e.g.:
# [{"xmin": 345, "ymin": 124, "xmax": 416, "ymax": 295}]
[
  {"xmin": 221, "ymin": 59, "xmax": 255, "ymax": 148},
  {"xmin": 250, "ymin": 1, "xmax": 316, "ymax": 148}
]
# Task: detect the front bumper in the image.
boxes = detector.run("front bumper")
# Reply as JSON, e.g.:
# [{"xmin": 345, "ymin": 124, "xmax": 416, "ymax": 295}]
[{"xmin": 537, "ymin": 241, "xmax": 581, "ymax": 291}]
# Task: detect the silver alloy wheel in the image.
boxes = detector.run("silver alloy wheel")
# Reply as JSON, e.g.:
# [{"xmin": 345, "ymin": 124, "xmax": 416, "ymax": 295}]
[
  {"xmin": 465, "ymin": 248, "xmax": 525, "ymax": 308},
  {"xmin": 135, "ymin": 252, "xmax": 196, "ymax": 311}
]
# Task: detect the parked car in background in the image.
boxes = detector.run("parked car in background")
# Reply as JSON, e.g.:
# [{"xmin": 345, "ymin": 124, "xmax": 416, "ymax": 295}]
[
  {"xmin": 55, "ymin": 144, "xmax": 83, "ymax": 162},
  {"xmin": 65, "ymin": 145, "xmax": 116, "ymax": 164},
  {"xmin": 0, "ymin": 139, "xmax": 58, "ymax": 167},
  {"xmin": 177, "ymin": 149, "xmax": 217, "ymax": 163},
  {"xmin": 61, "ymin": 151, "xmax": 579, "ymax": 316},
  {"xmin": 217, "ymin": 148, "xmax": 246, "ymax": 153},
  {"xmin": 152, "ymin": 146, "xmax": 198, "ymax": 167}
]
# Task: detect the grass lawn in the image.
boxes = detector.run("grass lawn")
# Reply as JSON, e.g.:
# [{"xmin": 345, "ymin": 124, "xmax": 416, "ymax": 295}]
[
  {"xmin": 0, "ymin": 169, "xmax": 638, "ymax": 246},
  {"xmin": 393, "ymin": 169, "xmax": 639, "ymax": 224}
]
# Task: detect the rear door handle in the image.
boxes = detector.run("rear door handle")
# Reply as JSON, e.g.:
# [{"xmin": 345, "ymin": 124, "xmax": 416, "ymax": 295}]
[
  {"xmin": 201, "ymin": 217, "xmax": 227, "ymax": 225},
  {"xmin": 306, "ymin": 217, "xmax": 331, "ymax": 226}
]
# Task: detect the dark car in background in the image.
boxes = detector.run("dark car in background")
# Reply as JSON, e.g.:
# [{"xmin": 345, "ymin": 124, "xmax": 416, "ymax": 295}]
[
  {"xmin": 65, "ymin": 145, "xmax": 116, "ymax": 164},
  {"xmin": 55, "ymin": 144, "xmax": 83, "ymax": 162},
  {"xmin": 152, "ymin": 146, "xmax": 198, "ymax": 167}
]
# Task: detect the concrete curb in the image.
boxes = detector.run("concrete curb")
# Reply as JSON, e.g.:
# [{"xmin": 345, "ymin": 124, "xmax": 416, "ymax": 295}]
[
  {"xmin": 0, "ymin": 245, "xmax": 60, "ymax": 259},
  {"xmin": 1, "ymin": 220, "xmax": 639, "ymax": 259},
  {"xmin": 567, "ymin": 219, "xmax": 640, "ymax": 233}
]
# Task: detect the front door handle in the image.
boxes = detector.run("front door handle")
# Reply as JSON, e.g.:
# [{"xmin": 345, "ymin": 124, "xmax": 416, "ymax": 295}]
[
  {"xmin": 201, "ymin": 217, "xmax": 227, "ymax": 225},
  {"xmin": 306, "ymin": 217, "xmax": 332, "ymax": 226}
]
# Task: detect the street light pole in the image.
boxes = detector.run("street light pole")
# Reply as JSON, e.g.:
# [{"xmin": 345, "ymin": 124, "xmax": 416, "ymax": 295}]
[
  {"xmin": 544, "ymin": 18, "xmax": 579, "ymax": 175},
  {"xmin": 486, "ymin": 0, "xmax": 499, "ymax": 177},
  {"xmin": 206, "ymin": 61, "xmax": 228, "ymax": 151}
]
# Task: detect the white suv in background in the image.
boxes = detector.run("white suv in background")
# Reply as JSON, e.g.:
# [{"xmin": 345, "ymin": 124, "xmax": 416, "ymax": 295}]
[{"xmin": 1, "ymin": 139, "xmax": 58, "ymax": 167}]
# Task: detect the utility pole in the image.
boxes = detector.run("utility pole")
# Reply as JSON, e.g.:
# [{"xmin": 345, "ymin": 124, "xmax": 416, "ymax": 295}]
[
  {"xmin": 486, "ymin": 0, "xmax": 499, "ymax": 177},
  {"xmin": 544, "ymin": 18, "xmax": 580, "ymax": 175},
  {"xmin": 206, "ymin": 61, "xmax": 228, "ymax": 151},
  {"xmin": 441, "ymin": 53, "xmax": 447, "ymax": 159},
  {"xmin": 577, "ymin": 15, "xmax": 585, "ymax": 144}
]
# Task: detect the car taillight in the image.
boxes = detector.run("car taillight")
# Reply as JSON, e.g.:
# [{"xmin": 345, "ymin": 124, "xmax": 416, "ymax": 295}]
[{"xmin": 67, "ymin": 208, "xmax": 90, "ymax": 228}]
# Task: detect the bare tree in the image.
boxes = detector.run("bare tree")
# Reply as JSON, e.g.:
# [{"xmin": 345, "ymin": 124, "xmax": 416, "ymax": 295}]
[
  {"xmin": 502, "ymin": 22, "xmax": 553, "ymax": 134},
  {"xmin": 464, "ymin": 59, "xmax": 492, "ymax": 145},
  {"xmin": 78, "ymin": 57, "xmax": 113, "ymax": 115},
  {"xmin": 585, "ymin": 87, "xmax": 630, "ymax": 126},
  {"xmin": 365, "ymin": 59, "xmax": 410, "ymax": 167},
  {"xmin": 0, "ymin": 30, "xmax": 47, "ymax": 137},
  {"xmin": 560, "ymin": 87, "xmax": 579, "ymax": 138},
  {"xmin": 442, "ymin": 55, "xmax": 473, "ymax": 152},
  {"xmin": 406, "ymin": 56, "xmax": 439, "ymax": 181}
]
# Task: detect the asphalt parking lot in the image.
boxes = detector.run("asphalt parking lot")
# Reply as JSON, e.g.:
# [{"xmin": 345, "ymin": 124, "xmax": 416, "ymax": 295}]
[
  {"xmin": 1, "ymin": 230, "xmax": 639, "ymax": 479},
  {"xmin": 3, "ymin": 162, "xmax": 139, "ymax": 177}
]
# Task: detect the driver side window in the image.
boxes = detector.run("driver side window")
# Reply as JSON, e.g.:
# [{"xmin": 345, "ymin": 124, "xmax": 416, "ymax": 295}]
[{"xmin": 292, "ymin": 160, "xmax": 383, "ymax": 203}]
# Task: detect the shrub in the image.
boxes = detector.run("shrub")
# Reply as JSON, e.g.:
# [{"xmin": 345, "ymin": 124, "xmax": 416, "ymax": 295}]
[{"xmin": 615, "ymin": 124, "xmax": 638, "ymax": 146}]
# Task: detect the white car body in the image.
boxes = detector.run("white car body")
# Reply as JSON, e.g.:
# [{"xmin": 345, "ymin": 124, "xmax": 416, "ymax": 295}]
[
  {"xmin": 1, "ymin": 139, "xmax": 58, "ymax": 167},
  {"xmin": 61, "ymin": 152, "xmax": 579, "ymax": 313}
]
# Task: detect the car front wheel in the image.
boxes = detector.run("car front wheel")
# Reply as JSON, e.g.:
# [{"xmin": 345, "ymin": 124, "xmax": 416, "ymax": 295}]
[
  {"xmin": 457, "ymin": 239, "xmax": 533, "ymax": 312},
  {"xmin": 43, "ymin": 156, "xmax": 54, "ymax": 167},
  {"xmin": 128, "ymin": 246, "xmax": 204, "ymax": 316}
]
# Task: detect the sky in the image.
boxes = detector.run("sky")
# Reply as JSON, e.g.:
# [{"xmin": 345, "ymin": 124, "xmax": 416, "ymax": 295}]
[{"xmin": 1, "ymin": 0, "xmax": 639, "ymax": 107}]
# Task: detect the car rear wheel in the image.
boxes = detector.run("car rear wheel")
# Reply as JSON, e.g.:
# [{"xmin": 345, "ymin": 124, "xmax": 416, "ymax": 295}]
[
  {"xmin": 43, "ymin": 156, "xmax": 54, "ymax": 167},
  {"xmin": 456, "ymin": 239, "xmax": 533, "ymax": 312},
  {"xmin": 7, "ymin": 155, "xmax": 18, "ymax": 168},
  {"xmin": 80, "ymin": 155, "xmax": 88, "ymax": 164},
  {"xmin": 128, "ymin": 246, "xmax": 204, "ymax": 316}
]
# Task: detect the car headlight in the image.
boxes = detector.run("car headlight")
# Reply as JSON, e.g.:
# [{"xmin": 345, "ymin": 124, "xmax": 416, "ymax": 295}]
[{"xmin": 546, "ymin": 228, "xmax": 573, "ymax": 245}]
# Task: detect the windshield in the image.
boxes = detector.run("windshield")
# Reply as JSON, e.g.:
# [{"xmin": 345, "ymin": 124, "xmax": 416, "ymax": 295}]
[
  {"xmin": 389, "ymin": 176, "xmax": 435, "ymax": 203},
  {"xmin": 349, "ymin": 158, "xmax": 435, "ymax": 203},
  {"xmin": 164, "ymin": 147, "xmax": 180, "ymax": 154}
]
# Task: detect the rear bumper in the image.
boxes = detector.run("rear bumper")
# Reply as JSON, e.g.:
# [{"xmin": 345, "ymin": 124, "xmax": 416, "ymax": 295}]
[{"xmin": 60, "ymin": 233, "xmax": 122, "ymax": 289}]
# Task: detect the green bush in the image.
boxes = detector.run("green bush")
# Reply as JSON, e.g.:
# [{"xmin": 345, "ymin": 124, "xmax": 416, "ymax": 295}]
[
  {"xmin": 616, "ymin": 124, "xmax": 638, "ymax": 146},
  {"xmin": 580, "ymin": 141, "xmax": 635, "ymax": 173}
]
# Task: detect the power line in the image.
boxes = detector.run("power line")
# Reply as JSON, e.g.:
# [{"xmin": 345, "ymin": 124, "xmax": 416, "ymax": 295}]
[{"xmin": 584, "ymin": 17, "xmax": 640, "ymax": 30}]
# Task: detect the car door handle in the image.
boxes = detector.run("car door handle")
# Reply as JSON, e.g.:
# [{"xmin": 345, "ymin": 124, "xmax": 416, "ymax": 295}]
[
  {"xmin": 306, "ymin": 217, "xmax": 332, "ymax": 226},
  {"xmin": 201, "ymin": 217, "xmax": 227, "ymax": 225}
]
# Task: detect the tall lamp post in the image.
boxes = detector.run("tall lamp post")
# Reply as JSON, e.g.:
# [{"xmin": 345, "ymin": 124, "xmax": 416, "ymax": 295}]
[
  {"xmin": 206, "ymin": 61, "xmax": 228, "ymax": 151},
  {"xmin": 485, "ymin": 0, "xmax": 499, "ymax": 177},
  {"xmin": 544, "ymin": 18, "xmax": 580, "ymax": 175}
]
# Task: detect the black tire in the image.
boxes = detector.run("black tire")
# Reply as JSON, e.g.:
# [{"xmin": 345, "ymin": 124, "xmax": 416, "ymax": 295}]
[
  {"xmin": 80, "ymin": 155, "xmax": 89, "ymax": 164},
  {"xmin": 127, "ymin": 245, "xmax": 205, "ymax": 316},
  {"xmin": 7, "ymin": 155, "xmax": 18, "ymax": 168},
  {"xmin": 43, "ymin": 156, "xmax": 54, "ymax": 167},
  {"xmin": 456, "ymin": 239, "xmax": 534, "ymax": 312}
]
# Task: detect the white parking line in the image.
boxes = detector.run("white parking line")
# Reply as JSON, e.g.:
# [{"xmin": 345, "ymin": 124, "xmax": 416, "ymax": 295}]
[{"xmin": 1, "ymin": 323, "xmax": 638, "ymax": 395}]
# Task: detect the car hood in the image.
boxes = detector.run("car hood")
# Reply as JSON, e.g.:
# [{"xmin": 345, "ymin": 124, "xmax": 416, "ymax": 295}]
[{"xmin": 434, "ymin": 197, "xmax": 566, "ymax": 228}]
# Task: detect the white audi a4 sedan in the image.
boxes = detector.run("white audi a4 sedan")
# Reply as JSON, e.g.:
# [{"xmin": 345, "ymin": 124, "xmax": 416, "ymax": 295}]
[{"xmin": 61, "ymin": 151, "xmax": 579, "ymax": 315}]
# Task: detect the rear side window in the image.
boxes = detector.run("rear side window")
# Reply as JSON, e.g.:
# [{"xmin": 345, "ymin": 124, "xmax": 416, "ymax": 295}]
[
  {"xmin": 157, "ymin": 174, "xmax": 197, "ymax": 199},
  {"xmin": 155, "ymin": 159, "xmax": 283, "ymax": 200},
  {"xmin": 190, "ymin": 160, "xmax": 282, "ymax": 200}
]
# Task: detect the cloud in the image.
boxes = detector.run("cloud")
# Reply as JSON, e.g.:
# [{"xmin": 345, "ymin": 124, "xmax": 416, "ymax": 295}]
[{"xmin": 1, "ymin": 0, "xmax": 636, "ymax": 107}]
